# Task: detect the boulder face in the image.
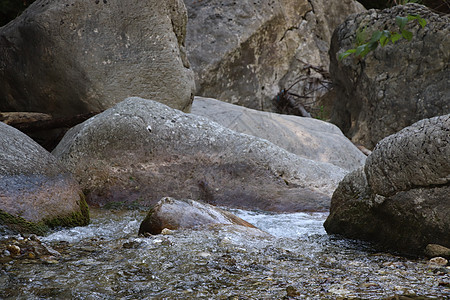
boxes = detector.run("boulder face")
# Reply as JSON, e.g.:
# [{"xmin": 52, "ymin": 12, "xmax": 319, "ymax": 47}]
[
  {"xmin": 0, "ymin": 0, "xmax": 195, "ymax": 117},
  {"xmin": 330, "ymin": 4, "xmax": 450, "ymax": 149},
  {"xmin": 184, "ymin": 0, "xmax": 365, "ymax": 111},
  {"xmin": 324, "ymin": 114, "xmax": 450, "ymax": 256},
  {"xmin": 53, "ymin": 97, "xmax": 348, "ymax": 212},
  {"xmin": 0, "ymin": 122, "xmax": 89, "ymax": 234},
  {"xmin": 139, "ymin": 197, "xmax": 257, "ymax": 235},
  {"xmin": 191, "ymin": 97, "xmax": 366, "ymax": 171}
]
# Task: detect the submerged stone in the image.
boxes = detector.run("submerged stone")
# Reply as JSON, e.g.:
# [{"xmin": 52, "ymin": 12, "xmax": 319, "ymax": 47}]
[{"xmin": 139, "ymin": 197, "xmax": 258, "ymax": 235}]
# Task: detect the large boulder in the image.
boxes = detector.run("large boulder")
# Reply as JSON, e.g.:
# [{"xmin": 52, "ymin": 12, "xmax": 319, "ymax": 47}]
[
  {"xmin": 184, "ymin": 0, "xmax": 365, "ymax": 111},
  {"xmin": 139, "ymin": 197, "xmax": 257, "ymax": 235},
  {"xmin": 330, "ymin": 4, "xmax": 450, "ymax": 149},
  {"xmin": 0, "ymin": 0, "xmax": 195, "ymax": 117},
  {"xmin": 324, "ymin": 114, "xmax": 450, "ymax": 256},
  {"xmin": 53, "ymin": 97, "xmax": 348, "ymax": 212},
  {"xmin": 0, "ymin": 122, "xmax": 89, "ymax": 235},
  {"xmin": 191, "ymin": 97, "xmax": 366, "ymax": 171}
]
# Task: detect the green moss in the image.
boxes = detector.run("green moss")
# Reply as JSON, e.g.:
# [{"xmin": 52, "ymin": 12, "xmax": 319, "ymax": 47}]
[
  {"xmin": 0, "ymin": 192, "xmax": 90, "ymax": 235},
  {"xmin": 0, "ymin": 209, "xmax": 48, "ymax": 235},
  {"xmin": 44, "ymin": 192, "xmax": 90, "ymax": 228},
  {"xmin": 103, "ymin": 199, "xmax": 142, "ymax": 210}
]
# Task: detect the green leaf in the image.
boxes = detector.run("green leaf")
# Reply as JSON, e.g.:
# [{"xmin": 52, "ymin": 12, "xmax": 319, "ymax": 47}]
[
  {"xmin": 368, "ymin": 41, "xmax": 379, "ymax": 51},
  {"xmin": 391, "ymin": 33, "xmax": 403, "ymax": 44},
  {"xmin": 379, "ymin": 30, "xmax": 391, "ymax": 46},
  {"xmin": 355, "ymin": 44, "xmax": 368, "ymax": 57},
  {"xmin": 355, "ymin": 26, "xmax": 368, "ymax": 46},
  {"xmin": 370, "ymin": 30, "xmax": 383, "ymax": 43},
  {"xmin": 407, "ymin": 14, "xmax": 419, "ymax": 21},
  {"xmin": 338, "ymin": 49, "xmax": 356, "ymax": 60},
  {"xmin": 401, "ymin": 29, "xmax": 413, "ymax": 41},
  {"xmin": 396, "ymin": 16, "xmax": 408, "ymax": 30},
  {"xmin": 407, "ymin": 14, "xmax": 427, "ymax": 28},
  {"xmin": 418, "ymin": 18, "xmax": 427, "ymax": 28},
  {"xmin": 381, "ymin": 30, "xmax": 391, "ymax": 38},
  {"xmin": 380, "ymin": 35, "xmax": 389, "ymax": 47}
]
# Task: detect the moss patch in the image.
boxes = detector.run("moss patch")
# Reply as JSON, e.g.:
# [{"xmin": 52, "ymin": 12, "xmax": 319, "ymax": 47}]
[
  {"xmin": 44, "ymin": 192, "xmax": 90, "ymax": 229},
  {"xmin": 0, "ymin": 193, "xmax": 90, "ymax": 235},
  {"xmin": 0, "ymin": 209, "xmax": 49, "ymax": 235}
]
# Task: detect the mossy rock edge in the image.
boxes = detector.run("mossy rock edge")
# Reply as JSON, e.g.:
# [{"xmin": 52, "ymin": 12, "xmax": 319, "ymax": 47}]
[{"xmin": 0, "ymin": 192, "xmax": 90, "ymax": 235}]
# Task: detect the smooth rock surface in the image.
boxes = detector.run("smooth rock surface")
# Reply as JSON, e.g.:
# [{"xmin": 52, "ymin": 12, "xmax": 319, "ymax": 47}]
[
  {"xmin": 53, "ymin": 97, "xmax": 348, "ymax": 212},
  {"xmin": 330, "ymin": 4, "xmax": 450, "ymax": 148},
  {"xmin": 0, "ymin": 122, "xmax": 89, "ymax": 234},
  {"xmin": 191, "ymin": 97, "xmax": 366, "ymax": 170},
  {"xmin": 324, "ymin": 115, "xmax": 450, "ymax": 256},
  {"xmin": 0, "ymin": 0, "xmax": 195, "ymax": 116},
  {"xmin": 184, "ymin": 0, "xmax": 365, "ymax": 111},
  {"xmin": 139, "ymin": 197, "xmax": 258, "ymax": 235}
]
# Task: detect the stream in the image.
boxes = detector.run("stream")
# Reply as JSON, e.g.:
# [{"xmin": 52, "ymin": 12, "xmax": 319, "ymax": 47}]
[{"xmin": 1, "ymin": 208, "xmax": 449, "ymax": 299}]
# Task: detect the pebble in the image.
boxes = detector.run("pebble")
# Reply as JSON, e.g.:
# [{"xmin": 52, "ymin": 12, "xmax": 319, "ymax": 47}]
[
  {"xmin": 197, "ymin": 252, "xmax": 211, "ymax": 258},
  {"xmin": 429, "ymin": 257, "xmax": 448, "ymax": 266},
  {"xmin": 6, "ymin": 244, "xmax": 21, "ymax": 256},
  {"xmin": 425, "ymin": 244, "xmax": 450, "ymax": 259},
  {"xmin": 286, "ymin": 285, "xmax": 300, "ymax": 297},
  {"xmin": 220, "ymin": 237, "xmax": 232, "ymax": 245},
  {"xmin": 161, "ymin": 228, "xmax": 174, "ymax": 235}
]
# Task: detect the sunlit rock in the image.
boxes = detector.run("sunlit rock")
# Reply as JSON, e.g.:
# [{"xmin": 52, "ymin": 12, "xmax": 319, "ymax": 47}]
[
  {"xmin": 185, "ymin": 0, "xmax": 365, "ymax": 111},
  {"xmin": 191, "ymin": 96, "xmax": 366, "ymax": 171},
  {"xmin": 53, "ymin": 97, "xmax": 348, "ymax": 212},
  {"xmin": 0, "ymin": 0, "xmax": 195, "ymax": 116}
]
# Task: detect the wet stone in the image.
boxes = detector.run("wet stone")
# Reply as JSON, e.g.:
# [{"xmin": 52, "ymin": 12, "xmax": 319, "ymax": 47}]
[{"xmin": 429, "ymin": 257, "xmax": 449, "ymax": 266}]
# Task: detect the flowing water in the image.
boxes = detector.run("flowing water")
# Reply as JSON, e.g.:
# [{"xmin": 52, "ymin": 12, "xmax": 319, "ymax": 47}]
[{"xmin": 1, "ymin": 208, "xmax": 449, "ymax": 299}]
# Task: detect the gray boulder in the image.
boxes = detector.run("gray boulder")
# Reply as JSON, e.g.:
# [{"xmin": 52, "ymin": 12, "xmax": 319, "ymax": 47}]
[
  {"xmin": 324, "ymin": 114, "xmax": 450, "ymax": 256},
  {"xmin": 184, "ymin": 0, "xmax": 365, "ymax": 111},
  {"xmin": 191, "ymin": 97, "xmax": 366, "ymax": 171},
  {"xmin": 53, "ymin": 97, "xmax": 348, "ymax": 212},
  {"xmin": 0, "ymin": 122, "xmax": 89, "ymax": 234},
  {"xmin": 330, "ymin": 4, "xmax": 450, "ymax": 149},
  {"xmin": 139, "ymin": 197, "xmax": 258, "ymax": 235},
  {"xmin": 365, "ymin": 114, "xmax": 450, "ymax": 197},
  {"xmin": 0, "ymin": 0, "xmax": 194, "ymax": 117}
]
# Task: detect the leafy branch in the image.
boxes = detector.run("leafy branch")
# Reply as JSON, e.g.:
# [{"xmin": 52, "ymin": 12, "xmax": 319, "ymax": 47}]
[{"xmin": 338, "ymin": 14, "xmax": 427, "ymax": 61}]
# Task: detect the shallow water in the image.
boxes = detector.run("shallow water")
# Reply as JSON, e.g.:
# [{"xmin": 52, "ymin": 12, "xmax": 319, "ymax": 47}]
[{"xmin": 1, "ymin": 208, "xmax": 449, "ymax": 299}]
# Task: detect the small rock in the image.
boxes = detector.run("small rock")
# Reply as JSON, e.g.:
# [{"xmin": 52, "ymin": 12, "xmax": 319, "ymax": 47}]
[
  {"xmin": 6, "ymin": 244, "xmax": 20, "ymax": 256},
  {"xmin": 28, "ymin": 234, "xmax": 39, "ymax": 242},
  {"xmin": 425, "ymin": 244, "xmax": 450, "ymax": 259},
  {"xmin": 197, "ymin": 252, "xmax": 211, "ymax": 258},
  {"xmin": 286, "ymin": 285, "xmax": 300, "ymax": 297},
  {"xmin": 161, "ymin": 228, "xmax": 174, "ymax": 235},
  {"xmin": 40, "ymin": 256, "xmax": 59, "ymax": 264},
  {"xmin": 220, "ymin": 237, "xmax": 232, "ymax": 245},
  {"xmin": 122, "ymin": 241, "xmax": 143, "ymax": 249},
  {"xmin": 429, "ymin": 257, "xmax": 448, "ymax": 266},
  {"xmin": 438, "ymin": 280, "xmax": 450, "ymax": 287}
]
